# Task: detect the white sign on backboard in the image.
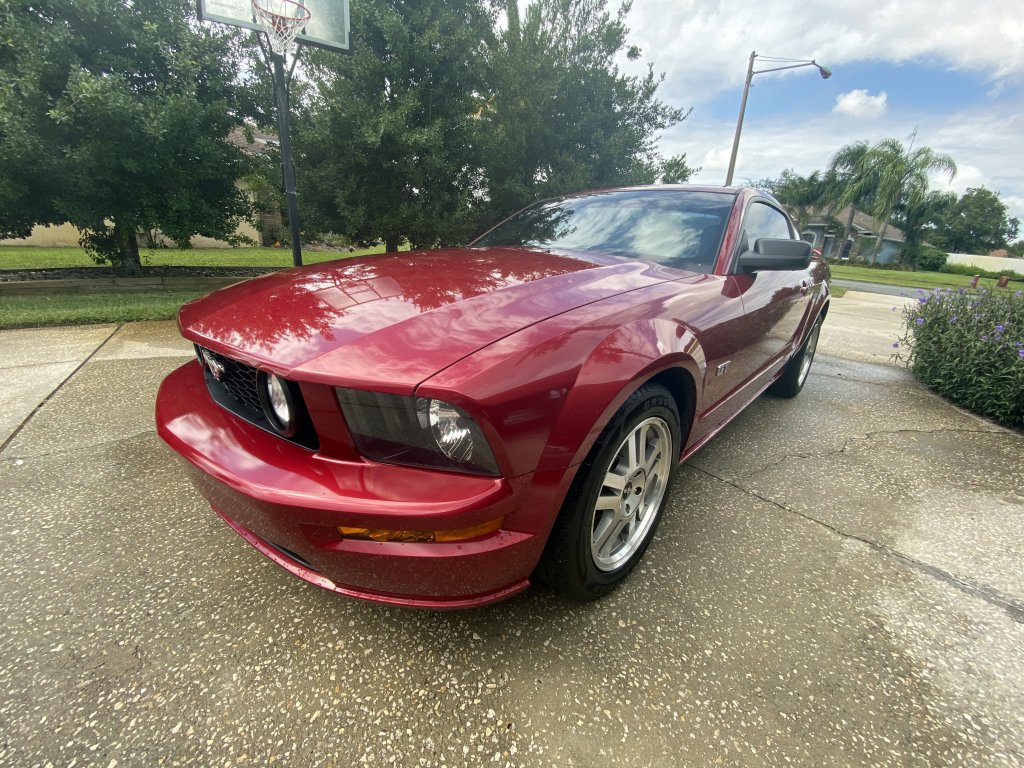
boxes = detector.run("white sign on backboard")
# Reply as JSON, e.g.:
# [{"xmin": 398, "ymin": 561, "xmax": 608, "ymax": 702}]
[{"xmin": 197, "ymin": 0, "xmax": 350, "ymax": 53}]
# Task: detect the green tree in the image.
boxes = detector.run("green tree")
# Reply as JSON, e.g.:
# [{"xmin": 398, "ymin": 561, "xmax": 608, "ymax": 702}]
[
  {"xmin": 892, "ymin": 189, "xmax": 955, "ymax": 267},
  {"xmin": 827, "ymin": 141, "xmax": 873, "ymax": 254},
  {"xmin": 480, "ymin": 0, "xmax": 689, "ymax": 220},
  {"xmin": 659, "ymin": 154, "xmax": 699, "ymax": 184},
  {"xmin": 841, "ymin": 138, "xmax": 956, "ymax": 264},
  {"xmin": 929, "ymin": 187, "xmax": 1020, "ymax": 254},
  {"xmin": 0, "ymin": 0, "xmax": 254, "ymax": 272},
  {"xmin": 297, "ymin": 0, "xmax": 496, "ymax": 252},
  {"xmin": 768, "ymin": 169, "xmax": 830, "ymax": 232}
]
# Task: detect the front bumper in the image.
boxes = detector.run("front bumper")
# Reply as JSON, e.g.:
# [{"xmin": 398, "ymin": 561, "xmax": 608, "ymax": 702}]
[{"xmin": 156, "ymin": 362, "xmax": 543, "ymax": 608}]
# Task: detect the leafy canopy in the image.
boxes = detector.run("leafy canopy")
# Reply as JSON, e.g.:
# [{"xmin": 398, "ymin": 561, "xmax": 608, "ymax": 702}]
[
  {"xmin": 296, "ymin": 0, "xmax": 691, "ymax": 250},
  {"xmin": 481, "ymin": 0, "xmax": 691, "ymax": 221},
  {"xmin": 928, "ymin": 187, "xmax": 1020, "ymax": 255},
  {"xmin": 297, "ymin": 0, "xmax": 497, "ymax": 252},
  {"xmin": 0, "ymin": 0, "xmax": 254, "ymax": 271}
]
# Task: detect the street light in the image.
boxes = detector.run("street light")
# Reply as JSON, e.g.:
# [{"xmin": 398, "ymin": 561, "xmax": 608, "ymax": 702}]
[{"xmin": 724, "ymin": 51, "xmax": 832, "ymax": 186}]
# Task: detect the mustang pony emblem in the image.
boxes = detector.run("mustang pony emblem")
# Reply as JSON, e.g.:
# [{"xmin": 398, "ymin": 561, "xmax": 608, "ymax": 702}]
[{"xmin": 201, "ymin": 349, "xmax": 226, "ymax": 381}]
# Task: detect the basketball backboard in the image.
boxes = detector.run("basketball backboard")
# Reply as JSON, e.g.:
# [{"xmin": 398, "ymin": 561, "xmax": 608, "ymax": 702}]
[{"xmin": 197, "ymin": 0, "xmax": 350, "ymax": 53}]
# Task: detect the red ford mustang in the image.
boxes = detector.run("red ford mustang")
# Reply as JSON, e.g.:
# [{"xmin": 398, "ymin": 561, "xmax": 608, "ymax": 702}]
[{"xmin": 156, "ymin": 185, "xmax": 829, "ymax": 608}]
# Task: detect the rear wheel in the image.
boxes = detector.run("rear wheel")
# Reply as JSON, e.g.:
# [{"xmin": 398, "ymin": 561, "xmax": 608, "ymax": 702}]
[
  {"xmin": 539, "ymin": 383, "xmax": 680, "ymax": 600},
  {"xmin": 769, "ymin": 316, "xmax": 822, "ymax": 398}
]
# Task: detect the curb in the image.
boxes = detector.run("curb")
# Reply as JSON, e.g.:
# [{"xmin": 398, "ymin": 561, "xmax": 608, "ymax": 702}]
[{"xmin": 0, "ymin": 276, "xmax": 247, "ymax": 296}]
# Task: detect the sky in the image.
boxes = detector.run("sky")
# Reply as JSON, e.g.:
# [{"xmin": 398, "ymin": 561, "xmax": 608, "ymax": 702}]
[{"xmin": 617, "ymin": 0, "xmax": 1024, "ymax": 223}]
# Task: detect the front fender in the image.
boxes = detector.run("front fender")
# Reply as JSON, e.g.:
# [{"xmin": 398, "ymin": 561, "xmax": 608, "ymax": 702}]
[
  {"xmin": 538, "ymin": 318, "xmax": 704, "ymax": 473},
  {"xmin": 418, "ymin": 285, "xmax": 709, "ymax": 545},
  {"xmin": 419, "ymin": 308, "xmax": 705, "ymax": 480}
]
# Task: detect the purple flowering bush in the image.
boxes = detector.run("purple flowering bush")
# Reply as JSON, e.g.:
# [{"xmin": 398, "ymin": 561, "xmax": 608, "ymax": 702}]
[{"xmin": 895, "ymin": 287, "xmax": 1024, "ymax": 428}]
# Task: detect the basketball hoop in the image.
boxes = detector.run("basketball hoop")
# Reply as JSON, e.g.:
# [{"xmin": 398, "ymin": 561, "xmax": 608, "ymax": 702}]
[{"xmin": 252, "ymin": 0, "xmax": 311, "ymax": 57}]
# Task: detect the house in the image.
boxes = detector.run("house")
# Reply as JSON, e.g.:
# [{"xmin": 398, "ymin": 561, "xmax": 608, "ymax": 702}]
[
  {"xmin": 801, "ymin": 206, "xmax": 906, "ymax": 263},
  {"xmin": 0, "ymin": 125, "xmax": 281, "ymax": 249}
]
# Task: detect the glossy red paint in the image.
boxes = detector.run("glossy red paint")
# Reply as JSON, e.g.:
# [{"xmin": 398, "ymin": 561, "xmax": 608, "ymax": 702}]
[
  {"xmin": 178, "ymin": 246, "xmax": 677, "ymax": 394},
  {"xmin": 156, "ymin": 185, "xmax": 830, "ymax": 607}
]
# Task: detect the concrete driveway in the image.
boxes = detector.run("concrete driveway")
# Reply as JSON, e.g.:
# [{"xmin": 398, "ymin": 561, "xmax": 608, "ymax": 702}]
[{"xmin": 1, "ymin": 292, "xmax": 1022, "ymax": 767}]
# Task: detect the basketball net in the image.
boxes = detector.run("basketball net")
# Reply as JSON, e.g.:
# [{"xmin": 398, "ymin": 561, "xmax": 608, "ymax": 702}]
[{"xmin": 252, "ymin": 0, "xmax": 311, "ymax": 58}]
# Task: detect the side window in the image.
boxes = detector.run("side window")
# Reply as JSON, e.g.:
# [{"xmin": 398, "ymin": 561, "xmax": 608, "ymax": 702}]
[{"xmin": 731, "ymin": 201, "xmax": 794, "ymax": 271}]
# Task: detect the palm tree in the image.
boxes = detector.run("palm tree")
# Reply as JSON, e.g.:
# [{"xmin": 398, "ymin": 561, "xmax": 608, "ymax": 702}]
[
  {"xmin": 827, "ymin": 141, "xmax": 872, "ymax": 256},
  {"xmin": 770, "ymin": 169, "xmax": 830, "ymax": 233},
  {"xmin": 893, "ymin": 189, "xmax": 957, "ymax": 267},
  {"xmin": 843, "ymin": 138, "xmax": 957, "ymax": 264}
]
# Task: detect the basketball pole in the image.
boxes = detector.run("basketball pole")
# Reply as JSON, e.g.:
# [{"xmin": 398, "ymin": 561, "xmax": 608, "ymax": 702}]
[{"xmin": 272, "ymin": 52, "xmax": 303, "ymax": 268}]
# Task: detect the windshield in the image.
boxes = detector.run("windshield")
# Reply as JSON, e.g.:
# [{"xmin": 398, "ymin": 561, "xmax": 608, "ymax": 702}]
[{"xmin": 472, "ymin": 189, "xmax": 735, "ymax": 273}]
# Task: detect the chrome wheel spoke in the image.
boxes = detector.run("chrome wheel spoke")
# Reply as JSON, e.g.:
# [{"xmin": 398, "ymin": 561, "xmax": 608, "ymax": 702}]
[
  {"xmin": 625, "ymin": 429, "xmax": 641, "ymax": 474},
  {"xmin": 798, "ymin": 322, "xmax": 821, "ymax": 385},
  {"xmin": 592, "ymin": 512, "xmax": 618, "ymax": 554},
  {"xmin": 595, "ymin": 517, "xmax": 630, "ymax": 560},
  {"xmin": 643, "ymin": 445, "xmax": 662, "ymax": 477},
  {"xmin": 589, "ymin": 415, "xmax": 673, "ymax": 573},
  {"xmin": 602, "ymin": 471, "xmax": 626, "ymax": 492},
  {"xmin": 639, "ymin": 479, "xmax": 661, "ymax": 517}
]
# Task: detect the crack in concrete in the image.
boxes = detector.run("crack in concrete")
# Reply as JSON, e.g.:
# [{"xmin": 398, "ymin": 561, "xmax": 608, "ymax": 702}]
[
  {"xmin": 733, "ymin": 426, "xmax": 1004, "ymax": 480},
  {"xmin": 0, "ymin": 323, "xmax": 124, "ymax": 456},
  {"xmin": 0, "ymin": 428, "xmax": 157, "ymax": 464},
  {"xmin": 689, "ymin": 463, "xmax": 1024, "ymax": 625}
]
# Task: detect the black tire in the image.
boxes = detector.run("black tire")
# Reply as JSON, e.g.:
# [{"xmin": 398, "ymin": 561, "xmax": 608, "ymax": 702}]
[
  {"xmin": 769, "ymin": 316, "xmax": 823, "ymax": 398},
  {"xmin": 538, "ymin": 383, "xmax": 681, "ymax": 601}
]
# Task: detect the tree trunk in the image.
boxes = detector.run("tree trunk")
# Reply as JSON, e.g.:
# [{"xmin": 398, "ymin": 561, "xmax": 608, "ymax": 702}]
[
  {"xmin": 114, "ymin": 220, "xmax": 142, "ymax": 275},
  {"xmin": 872, "ymin": 218, "xmax": 890, "ymax": 265},
  {"xmin": 384, "ymin": 235, "xmax": 400, "ymax": 253},
  {"xmin": 842, "ymin": 206, "xmax": 856, "ymax": 253}
]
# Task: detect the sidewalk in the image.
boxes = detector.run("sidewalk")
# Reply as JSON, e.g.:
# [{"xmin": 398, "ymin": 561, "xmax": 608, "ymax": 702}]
[
  {"xmin": 0, "ymin": 321, "xmax": 192, "ymax": 448},
  {"xmin": 818, "ymin": 289, "xmax": 912, "ymax": 364}
]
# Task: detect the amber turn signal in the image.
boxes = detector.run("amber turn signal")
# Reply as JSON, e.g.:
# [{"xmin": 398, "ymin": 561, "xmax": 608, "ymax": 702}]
[{"xmin": 338, "ymin": 517, "xmax": 504, "ymax": 543}]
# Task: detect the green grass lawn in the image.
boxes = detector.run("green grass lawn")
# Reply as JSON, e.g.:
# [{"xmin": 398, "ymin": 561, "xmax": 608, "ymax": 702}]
[
  {"xmin": 2, "ymin": 247, "xmax": 1014, "ymax": 329},
  {"xmin": 0, "ymin": 245, "xmax": 391, "ymax": 270},
  {"xmin": 830, "ymin": 264, "xmax": 1022, "ymax": 291},
  {"xmin": 0, "ymin": 290, "xmax": 210, "ymax": 329}
]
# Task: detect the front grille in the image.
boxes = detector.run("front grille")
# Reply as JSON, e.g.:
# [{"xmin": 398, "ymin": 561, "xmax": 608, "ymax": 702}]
[
  {"xmin": 210, "ymin": 351, "xmax": 263, "ymax": 420},
  {"xmin": 196, "ymin": 345, "xmax": 319, "ymax": 450}
]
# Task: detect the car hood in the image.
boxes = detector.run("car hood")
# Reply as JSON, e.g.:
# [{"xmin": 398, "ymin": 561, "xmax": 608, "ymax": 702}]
[{"xmin": 178, "ymin": 247, "xmax": 674, "ymax": 392}]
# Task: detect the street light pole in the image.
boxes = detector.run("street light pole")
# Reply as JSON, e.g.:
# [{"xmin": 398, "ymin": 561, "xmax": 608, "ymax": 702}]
[
  {"xmin": 724, "ymin": 52, "xmax": 832, "ymax": 187},
  {"xmin": 725, "ymin": 51, "xmax": 757, "ymax": 187}
]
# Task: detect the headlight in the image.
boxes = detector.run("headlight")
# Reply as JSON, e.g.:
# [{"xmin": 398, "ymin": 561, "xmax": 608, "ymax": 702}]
[
  {"xmin": 429, "ymin": 399, "xmax": 475, "ymax": 463},
  {"xmin": 260, "ymin": 372, "xmax": 296, "ymax": 436},
  {"xmin": 336, "ymin": 389, "xmax": 499, "ymax": 476}
]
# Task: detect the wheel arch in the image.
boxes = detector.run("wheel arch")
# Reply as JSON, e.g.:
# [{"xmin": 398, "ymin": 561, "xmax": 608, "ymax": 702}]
[
  {"xmin": 538, "ymin": 318, "xmax": 704, "ymax": 476},
  {"xmin": 646, "ymin": 366, "xmax": 697, "ymax": 452}
]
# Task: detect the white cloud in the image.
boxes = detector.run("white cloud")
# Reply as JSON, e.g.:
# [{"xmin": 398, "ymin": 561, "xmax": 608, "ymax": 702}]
[
  {"xmin": 614, "ymin": 0, "xmax": 1024, "ymax": 225},
  {"xmin": 621, "ymin": 0, "xmax": 1024, "ymax": 105},
  {"xmin": 932, "ymin": 164, "xmax": 989, "ymax": 197},
  {"xmin": 662, "ymin": 105, "xmax": 1024, "ymax": 222},
  {"xmin": 833, "ymin": 89, "xmax": 888, "ymax": 118},
  {"xmin": 701, "ymin": 146, "xmax": 735, "ymax": 173}
]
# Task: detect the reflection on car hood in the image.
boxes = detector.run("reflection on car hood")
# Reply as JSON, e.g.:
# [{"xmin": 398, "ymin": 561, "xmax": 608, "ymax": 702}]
[{"xmin": 178, "ymin": 247, "xmax": 674, "ymax": 392}]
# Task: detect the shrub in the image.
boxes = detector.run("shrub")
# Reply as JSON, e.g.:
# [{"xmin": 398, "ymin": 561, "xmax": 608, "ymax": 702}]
[
  {"xmin": 940, "ymin": 262, "xmax": 1024, "ymax": 281},
  {"xmin": 895, "ymin": 287, "xmax": 1024, "ymax": 428},
  {"xmin": 917, "ymin": 247, "xmax": 948, "ymax": 272}
]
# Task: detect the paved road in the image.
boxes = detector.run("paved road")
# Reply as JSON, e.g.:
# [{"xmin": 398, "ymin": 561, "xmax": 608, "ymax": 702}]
[
  {"xmin": 1, "ymin": 294, "xmax": 1022, "ymax": 767},
  {"xmin": 832, "ymin": 278, "xmax": 910, "ymax": 297}
]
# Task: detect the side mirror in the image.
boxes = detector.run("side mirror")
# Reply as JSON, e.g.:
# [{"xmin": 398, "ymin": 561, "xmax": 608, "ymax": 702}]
[{"xmin": 739, "ymin": 238, "xmax": 812, "ymax": 271}]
